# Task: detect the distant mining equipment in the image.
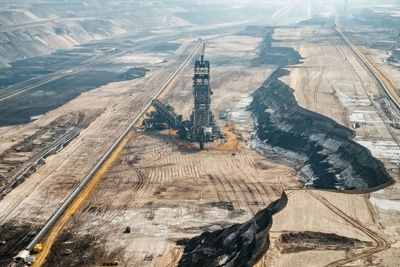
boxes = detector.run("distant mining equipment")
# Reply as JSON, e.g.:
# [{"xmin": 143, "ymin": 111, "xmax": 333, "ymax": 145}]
[{"xmin": 143, "ymin": 43, "xmax": 222, "ymax": 149}]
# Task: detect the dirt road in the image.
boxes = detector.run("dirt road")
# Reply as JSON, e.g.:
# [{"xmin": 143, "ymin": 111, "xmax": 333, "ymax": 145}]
[{"xmin": 29, "ymin": 41, "xmax": 201, "ymax": 266}]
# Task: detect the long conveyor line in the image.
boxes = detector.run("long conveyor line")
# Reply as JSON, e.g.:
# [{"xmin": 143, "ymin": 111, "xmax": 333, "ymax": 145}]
[{"xmin": 14, "ymin": 40, "xmax": 201, "ymax": 266}]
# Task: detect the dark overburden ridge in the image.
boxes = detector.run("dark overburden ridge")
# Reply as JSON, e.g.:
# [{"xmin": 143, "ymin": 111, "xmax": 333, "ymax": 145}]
[
  {"xmin": 0, "ymin": 33, "xmax": 174, "ymax": 126},
  {"xmin": 0, "ymin": 66, "xmax": 148, "ymax": 126},
  {"xmin": 176, "ymin": 26, "xmax": 393, "ymax": 267},
  {"xmin": 177, "ymin": 192, "xmax": 287, "ymax": 267},
  {"xmin": 242, "ymin": 26, "xmax": 302, "ymax": 67},
  {"xmin": 249, "ymin": 69, "xmax": 393, "ymax": 191}
]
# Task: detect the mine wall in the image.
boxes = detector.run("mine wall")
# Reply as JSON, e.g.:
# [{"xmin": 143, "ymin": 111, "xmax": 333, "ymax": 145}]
[
  {"xmin": 176, "ymin": 66, "xmax": 394, "ymax": 265},
  {"xmin": 4, "ymin": 26, "xmax": 394, "ymax": 266},
  {"xmin": 249, "ymin": 68, "xmax": 393, "ymax": 191},
  {"xmin": 175, "ymin": 27, "xmax": 394, "ymax": 267},
  {"xmin": 177, "ymin": 192, "xmax": 288, "ymax": 267},
  {"xmin": 245, "ymin": 26, "xmax": 302, "ymax": 68}
]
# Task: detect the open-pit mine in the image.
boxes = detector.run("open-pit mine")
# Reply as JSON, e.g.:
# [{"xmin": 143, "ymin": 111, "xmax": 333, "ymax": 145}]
[{"xmin": 0, "ymin": 1, "xmax": 400, "ymax": 267}]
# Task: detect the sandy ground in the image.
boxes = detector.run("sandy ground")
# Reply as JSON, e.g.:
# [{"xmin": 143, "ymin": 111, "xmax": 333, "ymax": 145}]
[
  {"xmin": 38, "ymin": 28, "xmax": 400, "ymax": 267},
  {"xmin": 0, "ymin": 38, "xmax": 198, "ymax": 240},
  {"xmin": 262, "ymin": 26, "xmax": 400, "ymax": 267},
  {"xmin": 1, "ymin": 24, "xmax": 400, "ymax": 267},
  {"xmin": 48, "ymin": 133, "xmax": 297, "ymax": 266},
  {"xmin": 39, "ymin": 33, "xmax": 297, "ymax": 267}
]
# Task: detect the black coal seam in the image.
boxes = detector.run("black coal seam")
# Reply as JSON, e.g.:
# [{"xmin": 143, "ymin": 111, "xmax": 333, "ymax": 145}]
[
  {"xmin": 177, "ymin": 192, "xmax": 288, "ymax": 267},
  {"xmin": 250, "ymin": 27, "xmax": 303, "ymax": 68},
  {"xmin": 249, "ymin": 68, "xmax": 393, "ymax": 191}
]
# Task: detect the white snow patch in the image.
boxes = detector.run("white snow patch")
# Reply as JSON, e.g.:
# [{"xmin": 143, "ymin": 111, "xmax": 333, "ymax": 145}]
[
  {"xmin": 335, "ymin": 88, "xmax": 371, "ymax": 107},
  {"xmin": 34, "ymin": 36, "xmax": 48, "ymax": 46},
  {"xmin": 356, "ymin": 140, "xmax": 400, "ymax": 161},
  {"xmin": 30, "ymin": 114, "xmax": 43, "ymax": 121},
  {"xmin": 113, "ymin": 54, "xmax": 165, "ymax": 64},
  {"xmin": 370, "ymin": 196, "xmax": 400, "ymax": 211},
  {"xmin": 229, "ymin": 94, "xmax": 254, "ymax": 132}
]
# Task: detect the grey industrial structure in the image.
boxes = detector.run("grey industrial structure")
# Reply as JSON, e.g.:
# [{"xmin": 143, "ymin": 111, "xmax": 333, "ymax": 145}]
[{"xmin": 143, "ymin": 44, "xmax": 222, "ymax": 149}]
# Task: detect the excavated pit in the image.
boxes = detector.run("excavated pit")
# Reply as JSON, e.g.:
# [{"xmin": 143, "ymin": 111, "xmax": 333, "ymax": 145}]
[
  {"xmin": 175, "ymin": 26, "xmax": 392, "ymax": 266},
  {"xmin": 0, "ymin": 38, "xmax": 149, "ymax": 126},
  {"xmin": 5, "ymin": 26, "xmax": 393, "ymax": 266},
  {"xmin": 249, "ymin": 69, "xmax": 393, "ymax": 191},
  {"xmin": 177, "ymin": 192, "xmax": 287, "ymax": 267}
]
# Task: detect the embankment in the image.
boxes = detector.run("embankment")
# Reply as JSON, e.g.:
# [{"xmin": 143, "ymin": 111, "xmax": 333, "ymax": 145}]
[
  {"xmin": 177, "ymin": 192, "xmax": 287, "ymax": 267},
  {"xmin": 249, "ymin": 69, "xmax": 393, "ymax": 191}
]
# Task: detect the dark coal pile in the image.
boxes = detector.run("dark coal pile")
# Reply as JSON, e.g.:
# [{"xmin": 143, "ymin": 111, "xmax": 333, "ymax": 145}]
[
  {"xmin": 243, "ymin": 26, "xmax": 302, "ymax": 67},
  {"xmin": 119, "ymin": 67, "xmax": 149, "ymax": 80},
  {"xmin": 249, "ymin": 69, "xmax": 393, "ymax": 191},
  {"xmin": 0, "ymin": 38, "xmax": 149, "ymax": 126},
  {"xmin": 177, "ymin": 192, "xmax": 287, "ymax": 267},
  {"xmin": 279, "ymin": 231, "xmax": 373, "ymax": 253}
]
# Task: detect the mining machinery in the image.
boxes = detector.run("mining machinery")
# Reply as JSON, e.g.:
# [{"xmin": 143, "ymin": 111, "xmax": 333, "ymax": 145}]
[
  {"xmin": 143, "ymin": 100, "xmax": 182, "ymax": 130},
  {"xmin": 187, "ymin": 43, "xmax": 220, "ymax": 149},
  {"xmin": 143, "ymin": 43, "xmax": 221, "ymax": 149}
]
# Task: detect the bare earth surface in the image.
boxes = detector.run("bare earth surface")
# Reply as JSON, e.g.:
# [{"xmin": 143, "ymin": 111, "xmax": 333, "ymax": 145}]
[
  {"xmin": 1, "ymin": 24, "xmax": 400, "ymax": 267},
  {"xmin": 40, "ymin": 34, "xmax": 300, "ymax": 267},
  {"xmin": 262, "ymin": 26, "xmax": 400, "ymax": 267},
  {"xmin": 0, "ymin": 38, "xmax": 204, "ymax": 264}
]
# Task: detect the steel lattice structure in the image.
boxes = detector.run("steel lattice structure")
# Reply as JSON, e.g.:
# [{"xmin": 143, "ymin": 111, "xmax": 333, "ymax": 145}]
[{"xmin": 143, "ymin": 43, "xmax": 221, "ymax": 149}]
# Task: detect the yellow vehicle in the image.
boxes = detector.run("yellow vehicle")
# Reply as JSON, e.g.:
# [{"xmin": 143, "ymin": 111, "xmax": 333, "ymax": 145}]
[{"xmin": 33, "ymin": 243, "xmax": 43, "ymax": 253}]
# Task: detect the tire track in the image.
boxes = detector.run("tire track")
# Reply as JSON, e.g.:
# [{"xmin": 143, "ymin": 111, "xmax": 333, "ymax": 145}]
[
  {"xmin": 230, "ymin": 163, "xmax": 263, "ymax": 212},
  {"xmin": 215, "ymin": 159, "xmax": 247, "ymax": 210},
  {"xmin": 126, "ymin": 155, "xmax": 148, "ymax": 199},
  {"xmin": 301, "ymin": 68, "xmax": 311, "ymax": 107},
  {"xmin": 306, "ymin": 190, "xmax": 390, "ymax": 267},
  {"xmin": 25, "ymin": 41, "xmax": 202, "ymax": 267},
  {"xmin": 235, "ymin": 157, "xmax": 269, "ymax": 206},
  {"xmin": 219, "ymin": 158, "xmax": 258, "ymax": 213},
  {"xmin": 206, "ymin": 174, "xmax": 225, "ymax": 203},
  {"xmin": 312, "ymin": 66, "xmax": 324, "ymax": 104}
]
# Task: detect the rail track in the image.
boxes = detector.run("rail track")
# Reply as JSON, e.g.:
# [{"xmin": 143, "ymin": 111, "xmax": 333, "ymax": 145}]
[
  {"xmin": 335, "ymin": 18, "xmax": 400, "ymax": 111},
  {"xmin": 0, "ymin": 127, "xmax": 82, "ymax": 223},
  {"xmin": 13, "ymin": 40, "xmax": 201, "ymax": 266},
  {"xmin": 333, "ymin": 26, "xmax": 400, "ymax": 149},
  {"xmin": 302, "ymin": 20, "xmax": 396, "ymax": 265}
]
